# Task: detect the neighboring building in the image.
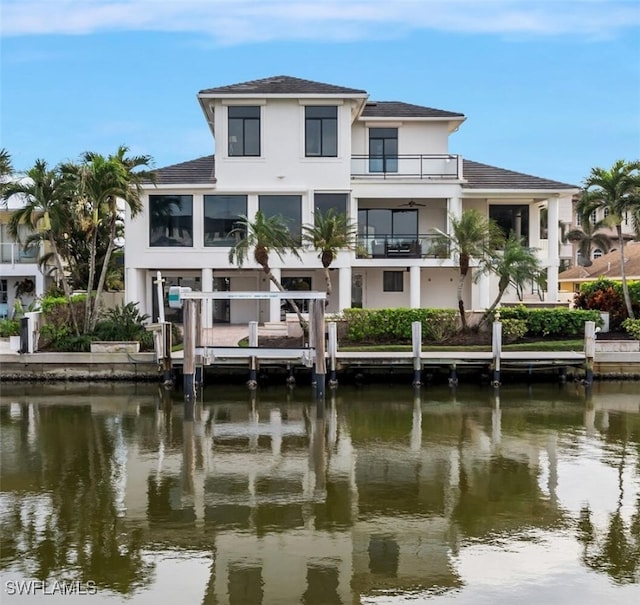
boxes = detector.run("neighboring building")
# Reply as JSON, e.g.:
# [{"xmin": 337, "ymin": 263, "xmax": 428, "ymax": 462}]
[
  {"xmin": 558, "ymin": 240, "xmax": 640, "ymax": 298},
  {"xmin": 0, "ymin": 193, "xmax": 46, "ymax": 318},
  {"xmin": 125, "ymin": 75, "xmax": 578, "ymax": 325}
]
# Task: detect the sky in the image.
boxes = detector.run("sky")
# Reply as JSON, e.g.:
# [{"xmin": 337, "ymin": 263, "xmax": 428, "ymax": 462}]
[{"xmin": 1, "ymin": 0, "xmax": 639, "ymax": 187}]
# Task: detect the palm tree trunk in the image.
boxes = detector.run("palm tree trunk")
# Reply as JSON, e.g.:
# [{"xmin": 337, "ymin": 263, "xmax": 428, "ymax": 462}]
[
  {"xmin": 265, "ymin": 269, "xmax": 308, "ymax": 336},
  {"xmin": 49, "ymin": 233, "xmax": 80, "ymax": 336},
  {"xmin": 479, "ymin": 285, "xmax": 508, "ymax": 328},
  {"xmin": 618, "ymin": 225, "xmax": 635, "ymax": 320},
  {"xmin": 323, "ymin": 267, "xmax": 332, "ymax": 308},
  {"xmin": 457, "ymin": 270, "xmax": 468, "ymax": 330},
  {"xmin": 90, "ymin": 216, "xmax": 116, "ymax": 331},
  {"xmin": 84, "ymin": 227, "xmax": 98, "ymax": 333}
]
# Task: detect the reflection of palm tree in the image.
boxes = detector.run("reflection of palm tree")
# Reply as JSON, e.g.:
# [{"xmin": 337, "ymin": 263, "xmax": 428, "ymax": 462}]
[{"xmin": 578, "ymin": 442, "xmax": 640, "ymax": 583}]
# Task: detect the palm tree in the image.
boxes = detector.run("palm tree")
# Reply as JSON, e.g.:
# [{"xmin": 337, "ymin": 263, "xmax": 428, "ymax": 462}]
[
  {"xmin": 64, "ymin": 146, "xmax": 153, "ymax": 331},
  {"xmin": 302, "ymin": 208, "xmax": 355, "ymax": 307},
  {"xmin": 2, "ymin": 160, "xmax": 81, "ymax": 334},
  {"xmin": 228, "ymin": 210, "xmax": 305, "ymax": 327},
  {"xmin": 439, "ymin": 209, "xmax": 504, "ymax": 330},
  {"xmin": 583, "ymin": 160, "xmax": 640, "ymax": 319},
  {"xmin": 0, "ymin": 148, "xmax": 13, "ymax": 192},
  {"xmin": 477, "ymin": 233, "xmax": 543, "ymax": 327},
  {"xmin": 565, "ymin": 208, "xmax": 612, "ymax": 267}
]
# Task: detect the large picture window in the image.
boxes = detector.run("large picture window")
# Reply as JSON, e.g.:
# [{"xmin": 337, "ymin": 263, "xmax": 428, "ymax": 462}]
[
  {"xmin": 203, "ymin": 195, "xmax": 247, "ymax": 247},
  {"xmin": 149, "ymin": 195, "xmax": 193, "ymax": 247},
  {"xmin": 314, "ymin": 193, "xmax": 348, "ymax": 223},
  {"xmin": 383, "ymin": 271, "xmax": 404, "ymax": 292},
  {"xmin": 259, "ymin": 195, "xmax": 302, "ymax": 241},
  {"xmin": 228, "ymin": 106, "xmax": 260, "ymax": 156},
  {"xmin": 305, "ymin": 106, "xmax": 337, "ymax": 157},
  {"xmin": 369, "ymin": 128, "xmax": 398, "ymax": 173}
]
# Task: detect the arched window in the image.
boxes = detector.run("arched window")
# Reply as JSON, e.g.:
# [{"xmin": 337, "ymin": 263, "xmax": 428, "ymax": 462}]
[{"xmin": 593, "ymin": 248, "xmax": 603, "ymax": 259}]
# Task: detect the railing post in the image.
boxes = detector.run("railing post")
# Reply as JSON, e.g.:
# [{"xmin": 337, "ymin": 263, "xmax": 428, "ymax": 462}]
[
  {"xmin": 183, "ymin": 299, "xmax": 196, "ymax": 404},
  {"xmin": 314, "ymin": 300, "xmax": 326, "ymax": 401}
]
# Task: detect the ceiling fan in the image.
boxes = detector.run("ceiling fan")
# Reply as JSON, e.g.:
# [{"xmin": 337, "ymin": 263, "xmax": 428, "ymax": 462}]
[{"xmin": 399, "ymin": 200, "xmax": 425, "ymax": 207}]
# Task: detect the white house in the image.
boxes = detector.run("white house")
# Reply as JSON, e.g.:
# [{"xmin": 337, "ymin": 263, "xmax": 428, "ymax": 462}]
[{"xmin": 125, "ymin": 75, "xmax": 578, "ymax": 325}]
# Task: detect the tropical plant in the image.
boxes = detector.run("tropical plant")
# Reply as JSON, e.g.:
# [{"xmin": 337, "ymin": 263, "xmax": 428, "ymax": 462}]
[
  {"xmin": 302, "ymin": 209, "xmax": 356, "ymax": 306},
  {"xmin": 438, "ymin": 209, "xmax": 504, "ymax": 329},
  {"xmin": 228, "ymin": 211, "xmax": 306, "ymax": 328},
  {"xmin": 1, "ymin": 160, "xmax": 80, "ymax": 334},
  {"xmin": 565, "ymin": 198, "xmax": 612, "ymax": 266},
  {"xmin": 63, "ymin": 146, "xmax": 153, "ymax": 332},
  {"xmin": 477, "ymin": 233, "xmax": 544, "ymax": 327},
  {"xmin": 0, "ymin": 148, "xmax": 13, "ymax": 194},
  {"xmin": 582, "ymin": 160, "xmax": 640, "ymax": 319}
]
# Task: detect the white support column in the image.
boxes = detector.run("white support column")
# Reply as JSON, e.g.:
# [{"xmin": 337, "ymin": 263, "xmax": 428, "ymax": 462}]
[
  {"xmin": 338, "ymin": 266, "xmax": 352, "ymax": 312},
  {"xmin": 269, "ymin": 267, "xmax": 281, "ymax": 322},
  {"xmin": 201, "ymin": 268, "xmax": 213, "ymax": 328},
  {"xmin": 547, "ymin": 197, "xmax": 560, "ymax": 302},
  {"xmin": 448, "ymin": 196, "xmax": 462, "ymax": 231},
  {"xmin": 125, "ymin": 267, "xmax": 138, "ymax": 306},
  {"xmin": 474, "ymin": 270, "xmax": 491, "ymax": 310},
  {"xmin": 409, "ymin": 266, "xmax": 421, "ymax": 308}
]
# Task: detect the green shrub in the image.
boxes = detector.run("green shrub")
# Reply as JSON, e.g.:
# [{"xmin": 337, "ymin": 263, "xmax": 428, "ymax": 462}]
[
  {"xmin": 0, "ymin": 319, "xmax": 20, "ymax": 337},
  {"xmin": 574, "ymin": 278, "xmax": 640, "ymax": 329},
  {"xmin": 498, "ymin": 306, "xmax": 602, "ymax": 337},
  {"xmin": 39, "ymin": 324, "xmax": 91, "ymax": 352},
  {"xmin": 622, "ymin": 318, "xmax": 640, "ymax": 340},
  {"xmin": 501, "ymin": 318, "xmax": 528, "ymax": 341},
  {"xmin": 93, "ymin": 302, "xmax": 153, "ymax": 350},
  {"xmin": 343, "ymin": 308, "xmax": 459, "ymax": 343}
]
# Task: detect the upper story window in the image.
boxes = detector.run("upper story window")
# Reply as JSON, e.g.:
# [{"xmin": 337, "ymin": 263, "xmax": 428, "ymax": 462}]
[
  {"xmin": 590, "ymin": 210, "xmax": 597, "ymax": 225},
  {"xmin": 314, "ymin": 193, "xmax": 348, "ymax": 223},
  {"xmin": 593, "ymin": 248, "xmax": 603, "ymax": 259},
  {"xmin": 204, "ymin": 195, "xmax": 247, "ymax": 247},
  {"xmin": 149, "ymin": 195, "xmax": 193, "ymax": 247},
  {"xmin": 305, "ymin": 106, "xmax": 337, "ymax": 157},
  {"xmin": 369, "ymin": 128, "xmax": 398, "ymax": 173},
  {"xmin": 259, "ymin": 195, "xmax": 302, "ymax": 242},
  {"xmin": 228, "ymin": 106, "xmax": 260, "ymax": 156}
]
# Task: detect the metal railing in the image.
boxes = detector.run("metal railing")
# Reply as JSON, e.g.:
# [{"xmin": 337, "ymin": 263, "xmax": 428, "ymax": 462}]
[
  {"xmin": 356, "ymin": 234, "xmax": 450, "ymax": 259},
  {"xmin": 351, "ymin": 154, "xmax": 460, "ymax": 179},
  {"xmin": 0, "ymin": 242, "xmax": 39, "ymax": 264}
]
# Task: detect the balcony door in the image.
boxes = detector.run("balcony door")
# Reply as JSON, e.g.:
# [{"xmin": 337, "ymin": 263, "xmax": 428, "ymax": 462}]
[{"xmin": 369, "ymin": 128, "xmax": 398, "ymax": 173}]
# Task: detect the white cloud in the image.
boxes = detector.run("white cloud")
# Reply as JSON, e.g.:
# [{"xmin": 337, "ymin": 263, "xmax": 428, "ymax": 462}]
[{"xmin": 1, "ymin": 0, "xmax": 638, "ymax": 42}]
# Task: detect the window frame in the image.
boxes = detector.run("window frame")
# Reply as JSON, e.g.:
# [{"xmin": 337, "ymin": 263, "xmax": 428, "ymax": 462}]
[
  {"xmin": 149, "ymin": 195, "xmax": 194, "ymax": 248},
  {"xmin": 228, "ymin": 106, "xmax": 261, "ymax": 157},
  {"xmin": 203, "ymin": 195, "xmax": 248, "ymax": 247},
  {"xmin": 383, "ymin": 270, "xmax": 404, "ymax": 292},
  {"xmin": 369, "ymin": 127, "xmax": 398, "ymax": 173},
  {"xmin": 305, "ymin": 106, "xmax": 338, "ymax": 157}
]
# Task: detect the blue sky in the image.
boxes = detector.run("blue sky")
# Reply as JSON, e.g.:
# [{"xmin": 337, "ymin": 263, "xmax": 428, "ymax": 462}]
[{"xmin": 1, "ymin": 0, "xmax": 639, "ymax": 187}]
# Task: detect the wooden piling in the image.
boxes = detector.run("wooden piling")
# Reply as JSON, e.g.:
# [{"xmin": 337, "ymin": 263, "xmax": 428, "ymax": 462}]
[
  {"xmin": 584, "ymin": 320, "xmax": 595, "ymax": 386},
  {"xmin": 328, "ymin": 321, "xmax": 338, "ymax": 388},
  {"xmin": 313, "ymin": 300, "xmax": 326, "ymax": 401},
  {"xmin": 411, "ymin": 321, "xmax": 422, "ymax": 387},
  {"xmin": 183, "ymin": 299, "xmax": 196, "ymax": 403},
  {"xmin": 492, "ymin": 321, "xmax": 502, "ymax": 388},
  {"xmin": 248, "ymin": 320, "xmax": 258, "ymax": 390}
]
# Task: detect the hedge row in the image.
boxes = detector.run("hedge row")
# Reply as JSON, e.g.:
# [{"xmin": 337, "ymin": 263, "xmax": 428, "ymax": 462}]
[
  {"xmin": 342, "ymin": 308, "xmax": 459, "ymax": 343},
  {"xmin": 497, "ymin": 306, "xmax": 602, "ymax": 337}
]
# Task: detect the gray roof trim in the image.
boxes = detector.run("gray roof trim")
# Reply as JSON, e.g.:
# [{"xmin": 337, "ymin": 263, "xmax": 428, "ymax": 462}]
[
  {"xmin": 199, "ymin": 75, "xmax": 367, "ymax": 96},
  {"xmin": 462, "ymin": 159, "xmax": 578, "ymax": 190}
]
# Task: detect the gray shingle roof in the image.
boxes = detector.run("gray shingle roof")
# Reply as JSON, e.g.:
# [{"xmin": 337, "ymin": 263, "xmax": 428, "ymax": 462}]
[
  {"xmin": 362, "ymin": 101, "xmax": 464, "ymax": 118},
  {"xmin": 462, "ymin": 159, "xmax": 577, "ymax": 190},
  {"xmin": 147, "ymin": 155, "xmax": 577, "ymax": 191},
  {"xmin": 199, "ymin": 75, "xmax": 367, "ymax": 96},
  {"xmin": 147, "ymin": 155, "xmax": 216, "ymax": 185}
]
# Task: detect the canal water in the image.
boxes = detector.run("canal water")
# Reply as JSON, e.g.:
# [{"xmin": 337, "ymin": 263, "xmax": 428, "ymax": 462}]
[{"xmin": 0, "ymin": 381, "xmax": 639, "ymax": 604}]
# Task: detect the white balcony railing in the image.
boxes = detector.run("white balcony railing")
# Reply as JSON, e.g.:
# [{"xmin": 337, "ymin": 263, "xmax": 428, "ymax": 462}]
[{"xmin": 351, "ymin": 154, "xmax": 461, "ymax": 179}]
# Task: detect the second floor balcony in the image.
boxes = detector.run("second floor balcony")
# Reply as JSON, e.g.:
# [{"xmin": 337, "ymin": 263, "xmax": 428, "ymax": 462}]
[
  {"xmin": 351, "ymin": 154, "xmax": 461, "ymax": 180},
  {"xmin": 356, "ymin": 234, "xmax": 450, "ymax": 260}
]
